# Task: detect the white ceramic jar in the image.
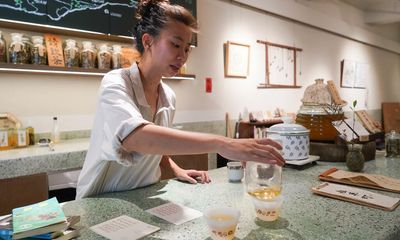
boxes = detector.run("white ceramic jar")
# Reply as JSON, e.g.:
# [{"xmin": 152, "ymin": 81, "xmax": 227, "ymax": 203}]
[{"xmin": 267, "ymin": 121, "xmax": 310, "ymax": 161}]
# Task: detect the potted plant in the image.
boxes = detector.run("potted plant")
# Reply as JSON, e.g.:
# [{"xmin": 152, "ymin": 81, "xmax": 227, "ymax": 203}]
[{"xmin": 342, "ymin": 100, "xmax": 365, "ymax": 172}]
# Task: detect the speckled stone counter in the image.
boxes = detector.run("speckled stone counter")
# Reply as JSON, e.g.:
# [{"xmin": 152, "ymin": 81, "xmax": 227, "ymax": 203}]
[
  {"xmin": 62, "ymin": 156, "xmax": 400, "ymax": 240},
  {"xmin": 0, "ymin": 138, "xmax": 89, "ymax": 179}
]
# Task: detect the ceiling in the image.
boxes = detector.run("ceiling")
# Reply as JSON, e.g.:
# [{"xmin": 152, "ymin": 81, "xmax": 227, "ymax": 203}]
[{"xmin": 341, "ymin": 0, "xmax": 400, "ymax": 25}]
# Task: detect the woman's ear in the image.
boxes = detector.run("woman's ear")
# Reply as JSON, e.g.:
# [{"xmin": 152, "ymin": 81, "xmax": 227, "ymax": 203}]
[{"xmin": 142, "ymin": 33, "xmax": 154, "ymax": 50}]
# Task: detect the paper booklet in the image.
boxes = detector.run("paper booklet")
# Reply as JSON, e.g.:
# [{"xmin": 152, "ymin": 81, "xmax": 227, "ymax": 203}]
[
  {"xmin": 312, "ymin": 182, "xmax": 400, "ymax": 211},
  {"xmin": 90, "ymin": 215, "xmax": 159, "ymax": 240},
  {"xmin": 319, "ymin": 168, "xmax": 400, "ymax": 193}
]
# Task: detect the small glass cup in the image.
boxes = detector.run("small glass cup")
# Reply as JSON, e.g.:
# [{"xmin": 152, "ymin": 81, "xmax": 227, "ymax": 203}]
[
  {"xmin": 227, "ymin": 161, "xmax": 244, "ymax": 182},
  {"xmin": 204, "ymin": 207, "xmax": 240, "ymax": 240},
  {"xmin": 251, "ymin": 195, "xmax": 283, "ymax": 221}
]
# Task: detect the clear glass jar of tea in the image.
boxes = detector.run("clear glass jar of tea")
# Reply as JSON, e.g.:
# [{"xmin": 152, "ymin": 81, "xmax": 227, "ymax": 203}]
[
  {"xmin": 31, "ymin": 36, "xmax": 47, "ymax": 65},
  {"xmin": 111, "ymin": 44, "xmax": 122, "ymax": 69},
  {"xmin": 64, "ymin": 39, "xmax": 80, "ymax": 68},
  {"xmin": 80, "ymin": 41, "xmax": 96, "ymax": 69},
  {"xmin": 97, "ymin": 43, "xmax": 111, "ymax": 70},
  {"xmin": 0, "ymin": 31, "xmax": 6, "ymax": 63},
  {"xmin": 9, "ymin": 33, "xmax": 30, "ymax": 64}
]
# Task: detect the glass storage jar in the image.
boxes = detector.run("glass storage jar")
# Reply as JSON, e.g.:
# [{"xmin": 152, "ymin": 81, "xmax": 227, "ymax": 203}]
[
  {"xmin": 64, "ymin": 39, "xmax": 79, "ymax": 68},
  {"xmin": 31, "ymin": 36, "xmax": 47, "ymax": 65},
  {"xmin": 385, "ymin": 130, "xmax": 400, "ymax": 158},
  {"xmin": 0, "ymin": 31, "xmax": 6, "ymax": 63},
  {"xmin": 97, "ymin": 43, "xmax": 111, "ymax": 70},
  {"xmin": 9, "ymin": 33, "xmax": 30, "ymax": 64},
  {"xmin": 80, "ymin": 41, "xmax": 96, "ymax": 69},
  {"xmin": 111, "ymin": 44, "xmax": 122, "ymax": 69}
]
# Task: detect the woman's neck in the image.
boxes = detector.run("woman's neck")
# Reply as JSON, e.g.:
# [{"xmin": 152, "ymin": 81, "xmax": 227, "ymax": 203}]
[{"xmin": 137, "ymin": 60, "xmax": 161, "ymax": 94}]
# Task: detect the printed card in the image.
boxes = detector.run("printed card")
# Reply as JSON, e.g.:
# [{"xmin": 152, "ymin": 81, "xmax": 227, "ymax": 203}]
[
  {"xmin": 90, "ymin": 215, "xmax": 159, "ymax": 240},
  {"xmin": 146, "ymin": 202, "xmax": 203, "ymax": 225}
]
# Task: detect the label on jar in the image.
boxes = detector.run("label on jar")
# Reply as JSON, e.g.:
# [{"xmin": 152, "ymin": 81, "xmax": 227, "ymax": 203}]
[
  {"xmin": 13, "ymin": 43, "xmax": 22, "ymax": 52},
  {"xmin": 17, "ymin": 129, "xmax": 27, "ymax": 146},
  {"xmin": 69, "ymin": 49, "xmax": 75, "ymax": 59},
  {"xmin": 38, "ymin": 45, "xmax": 45, "ymax": 57},
  {"xmin": 0, "ymin": 130, "xmax": 8, "ymax": 147}
]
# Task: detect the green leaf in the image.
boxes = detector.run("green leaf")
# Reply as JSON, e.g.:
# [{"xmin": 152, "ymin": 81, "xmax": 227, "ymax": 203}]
[{"xmin": 353, "ymin": 100, "xmax": 357, "ymax": 108}]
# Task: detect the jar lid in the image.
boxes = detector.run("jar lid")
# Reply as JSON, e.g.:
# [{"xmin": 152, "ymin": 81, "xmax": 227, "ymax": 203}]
[{"xmin": 267, "ymin": 123, "xmax": 309, "ymax": 135}]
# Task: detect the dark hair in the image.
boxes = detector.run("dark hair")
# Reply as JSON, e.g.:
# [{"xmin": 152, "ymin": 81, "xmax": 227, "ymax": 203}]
[{"xmin": 133, "ymin": 0, "xmax": 198, "ymax": 54}]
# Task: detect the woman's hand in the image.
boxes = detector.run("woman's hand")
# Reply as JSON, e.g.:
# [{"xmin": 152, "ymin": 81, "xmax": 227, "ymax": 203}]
[
  {"xmin": 174, "ymin": 168, "xmax": 211, "ymax": 184},
  {"xmin": 218, "ymin": 138, "xmax": 285, "ymax": 166}
]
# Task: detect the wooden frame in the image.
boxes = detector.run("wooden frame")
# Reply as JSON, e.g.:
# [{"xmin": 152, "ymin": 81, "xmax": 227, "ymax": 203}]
[
  {"xmin": 224, "ymin": 41, "xmax": 250, "ymax": 78},
  {"xmin": 257, "ymin": 40, "xmax": 302, "ymax": 88}
]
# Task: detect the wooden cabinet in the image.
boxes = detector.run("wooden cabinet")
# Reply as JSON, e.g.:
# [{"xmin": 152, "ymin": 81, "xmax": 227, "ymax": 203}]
[{"xmin": 238, "ymin": 119, "xmax": 283, "ymax": 138}]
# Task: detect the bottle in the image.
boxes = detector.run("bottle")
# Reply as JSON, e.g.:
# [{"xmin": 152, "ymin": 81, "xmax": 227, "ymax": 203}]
[
  {"xmin": 51, "ymin": 117, "xmax": 60, "ymax": 144},
  {"xmin": 64, "ymin": 39, "xmax": 79, "ymax": 68},
  {"xmin": 31, "ymin": 36, "xmax": 47, "ymax": 65},
  {"xmin": 0, "ymin": 31, "xmax": 6, "ymax": 63},
  {"xmin": 97, "ymin": 43, "xmax": 111, "ymax": 70}
]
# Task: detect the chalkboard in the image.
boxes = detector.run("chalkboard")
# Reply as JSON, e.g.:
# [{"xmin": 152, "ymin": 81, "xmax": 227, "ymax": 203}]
[{"xmin": 0, "ymin": 0, "xmax": 197, "ymax": 38}]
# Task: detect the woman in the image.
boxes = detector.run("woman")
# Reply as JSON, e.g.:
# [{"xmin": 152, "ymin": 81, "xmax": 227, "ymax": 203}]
[{"xmin": 76, "ymin": 0, "xmax": 284, "ymax": 199}]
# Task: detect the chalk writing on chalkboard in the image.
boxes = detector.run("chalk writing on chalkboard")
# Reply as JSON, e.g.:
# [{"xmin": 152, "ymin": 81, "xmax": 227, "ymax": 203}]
[{"xmin": 0, "ymin": 1, "xmax": 196, "ymax": 38}]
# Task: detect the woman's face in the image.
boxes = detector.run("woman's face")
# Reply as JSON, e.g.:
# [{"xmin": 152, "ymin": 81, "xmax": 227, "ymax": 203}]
[{"xmin": 149, "ymin": 20, "xmax": 193, "ymax": 77}]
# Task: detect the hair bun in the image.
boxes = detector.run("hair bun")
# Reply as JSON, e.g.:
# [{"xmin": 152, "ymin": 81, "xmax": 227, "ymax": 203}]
[{"xmin": 136, "ymin": 0, "xmax": 170, "ymax": 20}]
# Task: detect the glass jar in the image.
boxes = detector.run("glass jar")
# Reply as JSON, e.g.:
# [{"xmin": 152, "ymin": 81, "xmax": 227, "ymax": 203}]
[
  {"xmin": 385, "ymin": 130, "xmax": 400, "ymax": 158},
  {"xmin": 111, "ymin": 44, "xmax": 122, "ymax": 69},
  {"xmin": 97, "ymin": 43, "xmax": 111, "ymax": 70},
  {"xmin": 80, "ymin": 41, "xmax": 96, "ymax": 69},
  {"xmin": 245, "ymin": 161, "xmax": 282, "ymax": 200},
  {"xmin": 346, "ymin": 144, "xmax": 365, "ymax": 172},
  {"xmin": 64, "ymin": 39, "xmax": 80, "ymax": 68},
  {"xmin": 0, "ymin": 31, "xmax": 6, "ymax": 63},
  {"xmin": 31, "ymin": 36, "xmax": 47, "ymax": 65},
  {"xmin": 9, "ymin": 33, "xmax": 30, "ymax": 64}
]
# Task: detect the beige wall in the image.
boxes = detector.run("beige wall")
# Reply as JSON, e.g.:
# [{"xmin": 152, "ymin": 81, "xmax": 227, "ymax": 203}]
[{"xmin": 0, "ymin": 0, "xmax": 399, "ymax": 133}]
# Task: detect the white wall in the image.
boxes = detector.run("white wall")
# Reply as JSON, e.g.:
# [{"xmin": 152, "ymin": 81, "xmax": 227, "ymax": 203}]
[{"xmin": 0, "ymin": 0, "xmax": 399, "ymax": 133}]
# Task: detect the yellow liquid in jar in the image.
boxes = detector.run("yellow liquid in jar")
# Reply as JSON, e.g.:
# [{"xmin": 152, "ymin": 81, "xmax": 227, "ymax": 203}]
[{"xmin": 248, "ymin": 187, "xmax": 281, "ymax": 200}]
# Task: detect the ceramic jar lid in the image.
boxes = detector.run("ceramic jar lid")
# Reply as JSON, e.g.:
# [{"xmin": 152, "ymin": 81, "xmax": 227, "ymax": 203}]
[{"xmin": 268, "ymin": 123, "xmax": 309, "ymax": 135}]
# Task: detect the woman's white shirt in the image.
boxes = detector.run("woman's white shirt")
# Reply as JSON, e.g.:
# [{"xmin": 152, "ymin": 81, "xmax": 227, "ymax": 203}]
[{"xmin": 76, "ymin": 63, "xmax": 176, "ymax": 199}]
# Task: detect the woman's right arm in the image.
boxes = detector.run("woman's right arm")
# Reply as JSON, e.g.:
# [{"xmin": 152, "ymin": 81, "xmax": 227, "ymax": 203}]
[{"xmin": 122, "ymin": 124, "xmax": 285, "ymax": 166}]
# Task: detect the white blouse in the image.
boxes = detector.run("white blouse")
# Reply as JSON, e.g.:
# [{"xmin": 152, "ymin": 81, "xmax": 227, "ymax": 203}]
[{"xmin": 76, "ymin": 63, "xmax": 176, "ymax": 199}]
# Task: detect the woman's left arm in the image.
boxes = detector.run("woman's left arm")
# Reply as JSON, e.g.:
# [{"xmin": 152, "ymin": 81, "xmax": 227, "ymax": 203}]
[{"xmin": 160, "ymin": 156, "xmax": 211, "ymax": 184}]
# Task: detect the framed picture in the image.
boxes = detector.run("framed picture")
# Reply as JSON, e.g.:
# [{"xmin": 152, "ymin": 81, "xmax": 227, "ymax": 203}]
[
  {"xmin": 257, "ymin": 40, "xmax": 302, "ymax": 88},
  {"xmin": 224, "ymin": 41, "xmax": 250, "ymax": 78}
]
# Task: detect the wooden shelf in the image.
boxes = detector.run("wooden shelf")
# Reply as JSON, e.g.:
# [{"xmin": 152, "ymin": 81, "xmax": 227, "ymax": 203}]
[
  {"xmin": 0, "ymin": 63, "xmax": 196, "ymax": 80},
  {"xmin": 0, "ymin": 63, "xmax": 108, "ymax": 76},
  {"xmin": 0, "ymin": 18, "xmax": 134, "ymax": 44}
]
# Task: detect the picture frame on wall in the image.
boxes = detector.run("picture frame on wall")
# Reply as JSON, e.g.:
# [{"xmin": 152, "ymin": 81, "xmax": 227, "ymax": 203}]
[{"xmin": 224, "ymin": 41, "xmax": 250, "ymax": 78}]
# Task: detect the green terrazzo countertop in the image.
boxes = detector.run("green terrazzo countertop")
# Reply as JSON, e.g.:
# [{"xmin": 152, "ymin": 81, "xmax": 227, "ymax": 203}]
[
  {"xmin": 0, "ymin": 138, "xmax": 89, "ymax": 179},
  {"xmin": 62, "ymin": 156, "xmax": 400, "ymax": 240}
]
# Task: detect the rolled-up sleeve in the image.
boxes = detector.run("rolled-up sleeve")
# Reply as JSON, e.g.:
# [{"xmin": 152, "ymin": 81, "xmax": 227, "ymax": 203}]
[{"xmin": 99, "ymin": 77, "xmax": 149, "ymax": 166}]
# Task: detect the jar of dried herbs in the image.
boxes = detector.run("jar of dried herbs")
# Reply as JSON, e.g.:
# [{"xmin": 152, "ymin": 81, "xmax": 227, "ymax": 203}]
[
  {"xmin": 64, "ymin": 39, "xmax": 79, "ymax": 68},
  {"xmin": 31, "ymin": 36, "xmax": 47, "ymax": 65},
  {"xmin": 0, "ymin": 31, "xmax": 6, "ymax": 63},
  {"xmin": 81, "ymin": 41, "xmax": 96, "ymax": 69},
  {"xmin": 112, "ymin": 44, "xmax": 122, "ymax": 69},
  {"xmin": 97, "ymin": 43, "xmax": 111, "ymax": 70},
  {"xmin": 9, "ymin": 33, "xmax": 29, "ymax": 64}
]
